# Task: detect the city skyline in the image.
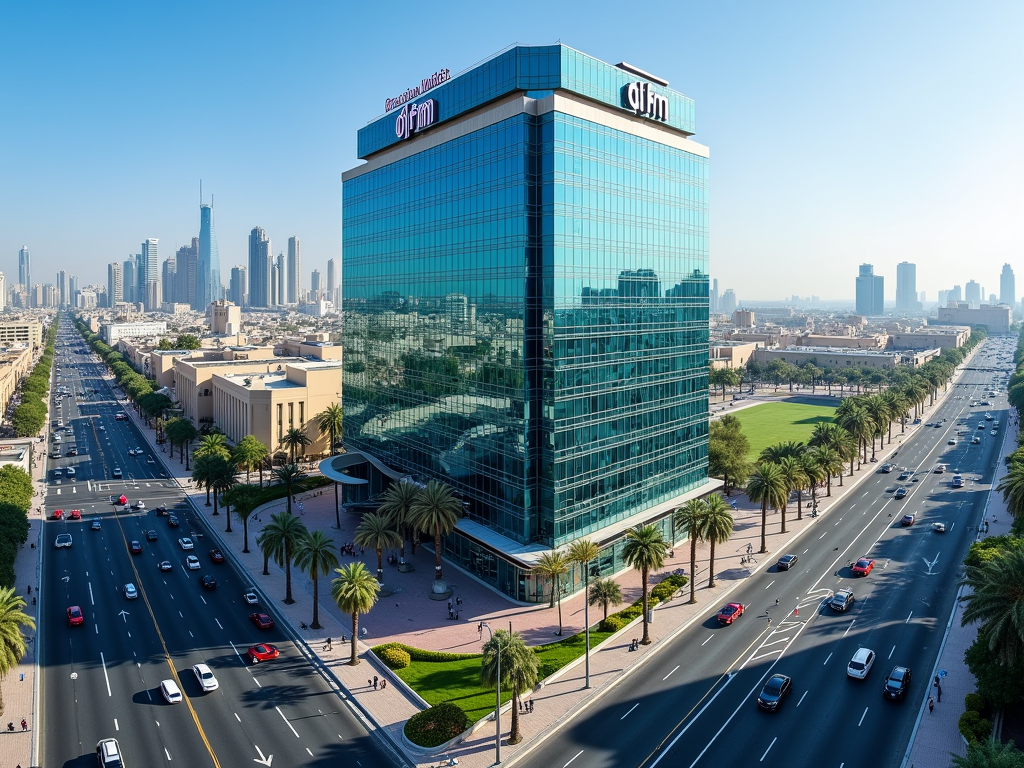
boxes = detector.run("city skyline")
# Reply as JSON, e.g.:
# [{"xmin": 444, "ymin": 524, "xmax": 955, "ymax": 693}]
[{"xmin": 1, "ymin": 2, "xmax": 1020, "ymax": 299}]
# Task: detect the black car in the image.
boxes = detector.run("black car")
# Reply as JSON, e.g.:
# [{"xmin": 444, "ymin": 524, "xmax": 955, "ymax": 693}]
[
  {"xmin": 776, "ymin": 554, "xmax": 798, "ymax": 571},
  {"xmin": 830, "ymin": 589, "xmax": 856, "ymax": 612},
  {"xmin": 168, "ymin": 515, "xmax": 180, "ymax": 527},
  {"xmin": 757, "ymin": 674, "xmax": 792, "ymax": 711},
  {"xmin": 201, "ymin": 575, "xmax": 217, "ymax": 589},
  {"xmin": 883, "ymin": 666, "xmax": 912, "ymax": 700},
  {"xmin": 146, "ymin": 530, "xmax": 158, "ymax": 542}
]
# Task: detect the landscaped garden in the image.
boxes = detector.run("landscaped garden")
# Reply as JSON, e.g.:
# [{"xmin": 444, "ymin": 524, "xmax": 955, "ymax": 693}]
[{"xmin": 730, "ymin": 402, "xmax": 836, "ymax": 461}]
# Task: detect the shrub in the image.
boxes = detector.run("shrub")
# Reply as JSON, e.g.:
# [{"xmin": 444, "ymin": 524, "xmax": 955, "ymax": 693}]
[
  {"xmin": 599, "ymin": 615, "xmax": 625, "ymax": 633},
  {"xmin": 650, "ymin": 582, "xmax": 678, "ymax": 602},
  {"xmin": 372, "ymin": 642, "xmax": 478, "ymax": 663},
  {"xmin": 660, "ymin": 574, "xmax": 689, "ymax": 590},
  {"xmin": 965, "ymin": 692, "xmax": 989, "ymax": 716},
  {"xmin": 404, "ymin": 703, "xmax": 469, "ymax": 748},
  {"xmin": 618, "ymin": 604, "xmax": 643, "ymax": 622},
  {"xmin": 958, "ymin": 710, "xmax": 993, "ymax": 745},
  {"xmin": 378, "ymin": 645, "xmax": 411, "ymax": 670}
]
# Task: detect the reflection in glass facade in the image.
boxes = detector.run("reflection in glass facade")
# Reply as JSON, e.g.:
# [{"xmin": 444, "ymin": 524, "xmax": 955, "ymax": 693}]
[{"xmin": 343, "ymin": 45, "xmax": 710, "ymax": 601}]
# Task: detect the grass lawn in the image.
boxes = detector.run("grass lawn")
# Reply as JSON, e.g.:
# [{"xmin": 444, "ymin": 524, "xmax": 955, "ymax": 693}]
[
  {"xmin": 731, "ymin": 402, "xmax": 836, "ymax": 461},
  {"xmin": 388, "ymin": 627, "xmax": 616, "ymax": 723}
]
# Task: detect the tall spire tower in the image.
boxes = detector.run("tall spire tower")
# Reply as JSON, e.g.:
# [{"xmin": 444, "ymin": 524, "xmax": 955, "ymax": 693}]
[{"xmin": 196, "ymin": 193, "xmax": 221, "ymax": 310}]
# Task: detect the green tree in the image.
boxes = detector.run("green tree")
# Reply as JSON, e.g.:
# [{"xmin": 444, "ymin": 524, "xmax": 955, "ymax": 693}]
[
  {"xmin": 354, "ymin": 512, "xmax": 402, "ymax": 583},
  {"xmin": 0, "ymin": 586, "xmax": 35, "ymax": 716},
  {"xmin": 175, "ymin": 334, "xmax": 201, "ymax": 350},
  {"xmin": 533, "ymin": 550, "xmax": 570, "ymax": 635},
  {"xmin": 260, "ymin": 512, "xmax": 309, "ymax": 604},
  {"xmin": 194, "ymin": 432, "xmax": 230, "ymax": 462},
  {"xmin": 673, "ymin": 499, "xmax": 707, "ymax": 603},
  {"xmin": 708, "ymin": 415, "xmax": 751, "ymax": 493},
  {"xmin": 960, "ymin": 547, "xmax": 1024, "ymax": 665},
  {"xmin": 746, "ymin": 462, "xmax": 789, "ymax": 554},
  {"xmin": 0, "ymin": 466, "xmax": 34, "ymax": 512},
  {"xmin": 282, "ymin": 427, "xmax": 312, "ymax": 464},
  {"xmin": 272, "ymin": 464, "xmax": 307, "ymax": 514},
  {"xmin": 377, "ymin": 479, "xmax": 420, "ymax": 564},
  {"xmin": 480, "ymin": 629, "xmax": 539, "ymax": 745},
  {"xmin": 316, "ymin": 403, "xmax": 344, "ymax": 455},
  {"xmin": 233, "ymin": 435, "xmax": 269, "ymax": 486},
  {"xmin": 331, "ymin": 562, "xmax": 380, "ymax": 665},
  {"xmin": 951, "ymin": 736, "xmax": 1024, "ymax": 768},
  {"xmin": 221, "ymin": 483, "xmax": 263, "ymax": 553},
  {"xmin": 997, "ymin": 464, "xmax": 1024, "ymax": 518},
  {"xmin": 191, "ymin": 454, "xmax": 217, "ymax": 506},
  {"xmin": 409, "ymin": 480, "xmax": 462, "ymax": 583},
  {"xmin": 209, "ymin": 456, "xmax": 237, "ymax": 522},
  {"xmin": 293, "ymin": 530, "xmax": 339, "ymax": 630},
  {"xmin": 622, "ymin": 524, "xmax": 668, "ymax": 645},
  {"xmin": 588, "ymin": 578, "xmax": 623, "ymax": 620},
  {"xmin": 703, "ymin": 495, "xmax": 735, "ymax": 588},
  {"xmin": 776, "ymin": 455, "xmax": 807, "ymax": 529}
]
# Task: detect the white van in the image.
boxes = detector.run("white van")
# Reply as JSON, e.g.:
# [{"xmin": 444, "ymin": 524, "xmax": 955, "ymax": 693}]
[{"xmin": 160, "ymin": 678, "xmax": 182, "ymax": 704}]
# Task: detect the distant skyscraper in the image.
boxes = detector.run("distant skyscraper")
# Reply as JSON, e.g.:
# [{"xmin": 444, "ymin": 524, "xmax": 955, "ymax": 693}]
[
  {"xmin": 122, "ymin": 259, "xmax": 136, "ymax": 304},
  {"xmin": 950, "ymin": 285, "xmax": 962, "ymax": 303},
  {"xmin": 965, "ymin": 280, "xmax": 981, "ymax": 308},
  {"xmin": 327, "ymin": 258, "xmax": 339, "ymax": 306},
  {"xmin": 197, "ymin": 202, "xmax": 222, "ymax": 310},
  {"xmin": 248, "ymin": 227, "xmax": 272, "ymax": 307},
  {"xmin": 275, "ymin": 253, "xmax": 286, "ymax": 305},
  {"xmin": 310, "ymin": 269, "xmax": 321, "ymax": 299},
  {"xmin": 287, "ymin": 237, "xmax": 301, "ymax": 304},
  {"xmin": 162, "ymin": 253, "xmax": 177, "ymax": 304},
  {"xmin": 108, "ymin": 262, "xmax": 123, "ymax": 306},
  {"xmin": 1000, "ymin": 264, "xmax": 1015, "ymax": 307},
  {"xmin": 895, "ymin": 262, "xmax": 919, "ymax": 314},
  {"xmin": 229, "ymin": 266, "xmax": 247, "ymax": 306},
  {"xmin": 69, "ymin": 275, "xmax": 79, "ymax": 307},
  {"xmin": 710, "ymin": 278, "xmax": 719, "ymax": 313},
  {"xmin": 175, "ymin": 239, "xmax": 198, "ymax": 308},
  {"xmin": 720, "ymin": 289, "xmax": 737, "ymax": 315},
  {"xmin": 18, "ymin": 247, "xmax": 30, "ymax": 290},
  {"xmin": 855, "ymin": 264, "xmax": 884, "ymax": 315},
  {"xmin": 919, "ymin": 291, "xmax": 927, "ymax": 304},
  {"xmin": 142, "ymin": 238, "xmax": 160, "ymax": 310},
  {"xmin": 56, "ymin": 270, "xmax": 67, "ymax": 307}
]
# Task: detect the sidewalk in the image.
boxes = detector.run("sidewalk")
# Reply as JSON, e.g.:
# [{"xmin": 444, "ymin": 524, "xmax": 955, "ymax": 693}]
[{"xmin": 110, "ymin": 363, "xmax": 977, "ymax": 768}]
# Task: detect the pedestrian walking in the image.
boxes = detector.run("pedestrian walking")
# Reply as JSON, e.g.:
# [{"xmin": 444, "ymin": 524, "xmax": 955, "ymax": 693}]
[
  {"xmin": 529, "ymin": 699, "xmax": 534, "ymax": 713},
  {"xmin": 381, "ymin": 679, "xmax": 387, "ymax": 690},
  {"xmin": 373, "ymin": 675, "xmax": 379, "ymax": 689},
  {"xmin": 937, "ymin": 684, "xmax": 942, "ymax": 702},
  {"xmin": 928, "ymin": 697, "xmax": 935, "ymax": 713},
  {"xmin": 448, "ymin": 599, "xmax": 453, "ymax": 612},
  {"xmin": 448, "ymin": 608, "xmax": 454, "ymax": 620},
  {"xmin": 368, "ymin": 679, "xmax": 372, "ymax": 688}
]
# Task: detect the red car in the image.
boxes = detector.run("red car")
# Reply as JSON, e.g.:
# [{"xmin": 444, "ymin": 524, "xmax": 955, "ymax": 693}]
[
  {"xmin": 717, "ymin": 602, "xmax": 745, "ymax": 625},
  {"xmin": 249, "ymin": 613, "xmax": 275, "ymax": 630},
  {"xmin": 130, "ymin": 541, "xmax": 142, "ymax": 554},
  {"xmin": 51, "ymin": 509, "xmax": 63, "ymax": 520},
  {"xmin": 209, "ymin": 549, "xmax": 225, "ymax": 563},
  {"xmin": 67, "ymin": 605, "xmax": 84, "ymax": 627},
  {"xmin": 68, "ymin": 509, "xmax": 82, "ymax": 520},
  {"xmin": 248, "ymin": 643, "xmax": 279, "ymax": 664},
  {"xmin": 852, "ymin": 557, "xmax": 875, "ymax": 577}
]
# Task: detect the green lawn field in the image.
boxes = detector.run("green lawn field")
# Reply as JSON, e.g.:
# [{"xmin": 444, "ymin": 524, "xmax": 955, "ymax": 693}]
[{"xmin": 730, "ymin": 402, "xmax": 837, "ymax": 461}]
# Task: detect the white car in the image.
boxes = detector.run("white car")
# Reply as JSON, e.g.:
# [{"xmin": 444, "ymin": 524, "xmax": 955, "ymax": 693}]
[
  {"xmin": 124, "ymin": 583, "xmax": 138, "ymax": 600},
  {"xmin": 179, "ymin": 537, "xmax": 194, "ymax": 550},
  {"xmin": 847, "ymin": 647, "xmax": 875, "ymax": 679},
  {"xmin": 112, "ymin": 467, "xmax": 122, "ymax": 478},
  {"xmin": 160, "ymin": 678, "xmax": 183, "ymax": 703},
  {"xmin": 243, "ymin": 590, "xmax": 259, "ymax": 605},
  {"xmin": 55, "ymin": 533, "xmax": 73, "ymax": 548},
  {"xmin": 192, "ymin": 663, "xmax": 219, "ymax": 692},
  {"xmin": 186, "ymin": 555, "xmax": 200, "ymax": 570}
]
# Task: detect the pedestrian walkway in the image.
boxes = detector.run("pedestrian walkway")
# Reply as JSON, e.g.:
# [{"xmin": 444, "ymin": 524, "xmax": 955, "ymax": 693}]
[{"xmin": 115, "ymin": 359, "xmax": 978, "ymax": 768}]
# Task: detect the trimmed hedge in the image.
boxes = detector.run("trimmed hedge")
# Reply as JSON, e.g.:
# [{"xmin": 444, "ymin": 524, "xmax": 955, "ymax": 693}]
[
  {"xmin": 377, "ymin": 645, "xmax": 411, "ymax": 670},
  {"xmin": 958, "ymin": 710, "xmax": 993, "ymax": 744},
  {"xmin": 373, "ymin": 642, "xmax": 479, "ymax": 663},
  {"xmin": 599, "ymin": 615, "xmax": 625, "ymax": 633},
  {"xmin": 404, "ymin": 702, "xmax": 469, "ymax": 748}
]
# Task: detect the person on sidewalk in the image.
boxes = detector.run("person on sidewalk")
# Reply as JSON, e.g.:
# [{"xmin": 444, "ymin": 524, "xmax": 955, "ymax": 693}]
[{"xmin": 928, "ymin": 697, "xmax": 934, "ymax": 713}]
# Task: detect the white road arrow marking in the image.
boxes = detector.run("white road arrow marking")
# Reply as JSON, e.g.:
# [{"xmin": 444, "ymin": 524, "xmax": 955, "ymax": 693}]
[
  {"xmin": 253, "ymin": 745, "xmax": 273, "ymax": 766},
  {"xmin": 923, "ymin": 552, "xmax": 941, "ymax": 574},
  {"xmin": 118, "ymin": 610, "xmax": 130, "ymax": 622},
  {"xmin": 62, "ymin": 576, "xmax": 70, "ymax": 583}
]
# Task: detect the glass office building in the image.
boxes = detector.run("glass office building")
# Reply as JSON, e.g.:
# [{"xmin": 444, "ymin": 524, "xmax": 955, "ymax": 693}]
[{"xmin": 342, "ymin": 45, "xmax": 714, "ymax": 602}]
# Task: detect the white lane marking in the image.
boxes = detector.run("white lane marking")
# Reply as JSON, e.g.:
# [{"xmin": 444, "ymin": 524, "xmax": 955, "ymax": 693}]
[
  {"xmin": 216, "ymin": 618, "xmax": 223, "ymax": 630},
  {"xmin": 564, "ymin": 749, "xmax": 584, "ymax": 767},
  {"xmin": 230, "ymin": 641, "xmax": 245, "ymax": 663},
  {"xmin": 114, "ymin": 718, "xmax": 119, "ymax": 731},
  {"xmin": 88, "ymin": 581, "xmax": 94, "ymax": 606},
  {"xmin": 850, "ymin": 504, "xmax": 856, "ymax": 509},
  {"xmin": 179, "ymin": 611, "xmax": 183, "ymax": 618},
  {"xmin": 701, "ymin": 634, "xmax": 714, "ymax": 647},
  {"xmin": 797, "ymin": 691, "xmax": 807, "ymax": 707},
  {"xmin": 276, "ymin": 706, "xmax": 299, "ymax": 738},
  {"xmin": 760, "ymin": 737, "xmax": 777, "ymax": 762},
  {"xmin": 165, "ymin": 747, "xmax": 172, "ymax": 760},
  {"xmin": 843, "ymin": 621, "xmax": 856, "ymax": 638},
  {"xmin": 200, "ymin": 596, "xmax": 207, "ymax": 605},
  {"xmin": 906, "ymin": 611, "xmax": 913, "ymax": 623},
  {"xmin": 621, "ymin": 703, "xmax": 639, "ymax": 720},
  {"xmin": 95, "ymin": 624, "xmax": 98, "ymax": 634},
  {"xmin": 823, "ymin": 653, "xmax": 832, "ymax": 665},
  {"xmin": 802, "ymin": 549, "xmax": 809, "ymax": 554},
  {"xmin": 858, "ymin": 707, "xmax": 869, "ymax": 726},
  {"xmin": 750, "ymin": 650, "xmax": 784, "ymax": 662},
  {"xmin": 818, "ymin": 532, "xmax": 827, "ymax": 539},
  {"xmin": 648, "ymin": 674, "xmax": 737, "ymax": 768},
  {"xmin": 100, "ymin": 652, "xmax": 112, "ymax": 697},
  {"xmin": 663, "ymin": 665, "xmax": 679, "ymax": 681},
  {"xmin": 235, "ymin": 713, "xmax": 241, "ymax": 722},
  {"xmin": 889, "ymin": 645, "xmax": 896, "ymax": 659},
  {"xmin": 764, "ymin": 580, "xmax": 775, "ymax": 590},
  {"xmin": 306, "ymin": 748, "xmax": 314, "ymax": 757}
]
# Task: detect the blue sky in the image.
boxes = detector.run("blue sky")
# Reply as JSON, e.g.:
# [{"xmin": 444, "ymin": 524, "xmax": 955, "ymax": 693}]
[{"xmin": 2, "ymin": 1, "xmax": 1021, "ymax": 302}]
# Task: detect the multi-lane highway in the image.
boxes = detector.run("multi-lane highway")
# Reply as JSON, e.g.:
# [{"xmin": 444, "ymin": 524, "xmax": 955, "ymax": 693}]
[
  {"xmin": 40, "ymin": 320, "xmax": 398, "ymax": 767},
  {"xmin": 522, "ymin": 337, "xmax": 1015, "ymax": 768}
]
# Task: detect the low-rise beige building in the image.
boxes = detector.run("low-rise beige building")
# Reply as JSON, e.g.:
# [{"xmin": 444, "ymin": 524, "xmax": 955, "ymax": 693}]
[
  {"xmin": 710, "ymin": 342, "xmax": 760, "ymax": 369},
  {"xmin": 0, "ymin": 321, "xmax": 43, "ymax": 350},
  {"xmin": 935, "ymin": 304, "xmax": 1011, "ymax": 335},
  {"xmin": 172, "ymin": 348, "xmax": 286, "ymax": 426},
  {"xmin": 889, "ymin": 326, "xmax": 970, "ymax": 352},
  {"xmin": 753, "ymin": 346, "xmax": 903, "ymax": 370},
  {"xmin": 780, "ymin": 333, "xmax": 888, "ymax": 350},
  {"xmin": 0, "ymin": 345, "xmax": 33, "ymax": 414}
]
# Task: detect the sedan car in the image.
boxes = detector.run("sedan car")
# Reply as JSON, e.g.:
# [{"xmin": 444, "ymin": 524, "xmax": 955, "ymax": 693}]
[
  {"xmin": 68, "ymin": 509, "xmax": 81, "ymax": 520},
  {"xmin": 757, "ymin": 674, "xmax": 792, "ymax": 711},
  {"xmin": 160, "ymin": 678, "xmax": 182, "ymax": 704},
  {"xmin": 933, "ymin": 522, "xmax": 947, "ymax": 533},
  {"xmin": 894, "ymin": 487, "xmax": 908, "ymax": 499},
  {"xmin": 124, "ymin": 583, "xmax": 138, "ymax": 600},
  {"xmin": 972, "ymin": 436, "xmax": 981, "ymax": 444},
  {"xmin": 830, "ymin": 589, "xmax": 856, "ymax": 612},
  {"xmin": 111, "ymin": 467, "xmax": 121, "ymax": 478},
  {"xmin": 879, "ymin": 463, "xmax": 893, "ymax": 473},
  {"xmin": 947, "ymin": 438, "xmax": 956, "ymax": 445},
  {"xmin": 248, "ymin": 643, "xmax": 280, "ymax": 664},
  {"xmin": 168, "ymin": 515, "xmax": 180, "ymax": 527},
  {"xmin": 243, "ymin": 590, "xmax": 259, "ymax": 605},
  {"xmin": 131, "ymin": 501, "xmax": 146, "ymax": 510},
  {"xmin": 146, "ymin": 530, "xmax": 158, "ymax": 541},
  {"xmin": 952, "ymin": 475, "xmax": 964, "ymax": 488},
  {"xmin": 55, "ymin": 533, "xmax": 72, "ymax": 548},
  {"xmin": 186, "ymin": 555, "xmax": 200, "ymax": 570},
  {"xmin": 192, "ymin": 663, "xmax": 219, "ymax": 692},
  {"xmin": 249, "ymin": 612, "xmax": 275, "ymax": 630},
  {"xmin": 90, "ymin": 519, "xmax": 101, "ymax": 530},
  {"xmin": 200, "ymin": 575, "xmax": 217, "ymax": 589},
  {"xmin": 992, "ymin": 429, "xmax": 999, "ymax": 436},
  {"xmin": 901, "ymin": 513, "xmax": 916, "ymax": 526},
  {"xmin": 847, "ymin": 647, "xmax": 875, "ymax": 679},
  {"xmin": 129, "ymin": 540, "xmax": 142, "ymax": 554},
  {"xmin": 51, "ymin": 509, "xmax": 64, "ymax": 520},
  {"xmin": 209, "ymin": 549, "xmax": 225, "ymax": 563},
  {"xmin": 852, "ymin": 557, "xmax": 875, "ymax": 576},
  {"xmin": 883, "ymin": 666, "xmax": 912, "ymax": 700},
  {"xmin": 66, "ymin": 448, "xmax": 78, "ymax": 456},
  {"xmin": 897, "ymin": 471, "xmax": 912, "ymax": 481},
  {"xmin": 178, "ymin": 537, "xmax": 194, "ymax": 550},
  {"xmin": 776, "ymin": 554, "xmax": 799, "ymax": 571},
  {"xmin": 67, "ymin": 605, "xmax": 84, "ymax": 627},
  {"xmin": 158, "ymin": 560, "xmax": 173, "ymax": 572},
  {"xmin": 716, "ymin": 603, "xmax": 744, "ymax": 625}
]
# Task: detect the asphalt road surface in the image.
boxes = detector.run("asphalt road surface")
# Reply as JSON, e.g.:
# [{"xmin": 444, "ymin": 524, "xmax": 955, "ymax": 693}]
[
  {"xmin": 40, "ymin": 321, "xmax": 398, "ymax": 768},
  {"xmin": 521, "ymin": 336, "xmax": 1015, "ymax": 768}
]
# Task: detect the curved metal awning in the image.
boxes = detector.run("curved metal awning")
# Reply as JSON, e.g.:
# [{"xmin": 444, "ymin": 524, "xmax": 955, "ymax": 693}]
[{"xmin": 317, "ymin": 451, "xmax": 409, "ymax": 486}]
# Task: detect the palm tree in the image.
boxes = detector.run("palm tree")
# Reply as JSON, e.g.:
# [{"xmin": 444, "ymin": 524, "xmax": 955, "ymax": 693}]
[
  {"xmin": 480, "ymin": 629, "xmax": 539, "ymax": 745},
  {"xmin": 256, "ymin": 527, "xmax": 272, "ymax": 576},
  {"xmin": 776, "ymin": 455, "xmax": 807, "ymax": 530},
  {"xmin": 863, "ymin": 396, "xmax": 890, "ymax": 457},
  {"xmin": 809, "ymin": 445, "xmax": 842, "ymax": 496},
  {"xmin": 746, "ymin": 462, "xmax": 789, "ymax": 554},
  {"xmin": 0, "ymin": 586, "xmax": 35, "ymax": 716},
  {"xmin": 960, "ymin": 547, "xmax": 1024, "ymax": 666},
  {"xmin": 282, "ymin": 427, "xmax": 312, "ymax": 464},
  {"xmin": 331, "ymin": 562, "xmax": 380, "ymax": 665},
  {"xmin": 377, "ymin": 479, "xmax": 420, "ymax": 565},
  {"xmin": 409, "ymin": 480, "xmax": 462, "ymax": 583},
  {"xmin": 221, "ymin": 483, "xmax": 263, "ymax": 553},
  {"xmin": 210, "ymin": 456, "xmax": 237, "ymax": 523},
  {"xmin": 703, "ymin": 495, "xmax": 734, "ymax": 588},
  {"xmin": 951, "ymin": 736, "xmax": 1024, "ymax": 768},
  {"xmin": 883, "ymin": 389, "xmax": 909, "ymax": 436},
  {"xmin": 316, "ymin": 403, "xmax": 344, "ymax": 456},
  {"xmin": 673, "ymin": 499, "xmax": 707, "ymax": 604},
  {"xmin": 354, "ymin": 512, "xmax": 402, "ymax": 582},
  {"xmin": 191, "ymin": 454, "xmax": 217, "ymax": 506},
  {"xmin": 259, "ymin": 512, "xmax": 309, "ymax": 604},
  {"xmin": 176, "ymin": 419, "xmax": 199, "ymax": 470},
  {"xmin": 588, "ymin": 578, "xmax": 623, "ymax": 620},
  {"xmin": 622, "ymin": 524, "xmax": 668, "ymax": 645},
  {"xmin": 533, "ymin": 551, "xmax": 570, "ymax": 635},
  {"xmin": 997, "ymin": 464, "xmax": 1024, "ymax": 518},
  {"xmin": 829, "ymin": 426, "xmax": 858, "ymax": 482},
  {"xmin": 759, "ymin": 441, "xmax": 805, "ymax": 464},
  {"xmin": 293, "ymin": 530, "xmax": 339, "ymax": 630},
  {"xmin": 272, "ymin": 464, "xmax": 307, "ymax": 514},
  {"xmin": 232, "ymin": 435, "xmax": 268, "ymax": 485},
  {"xmin": 194, "ymin": 432, "xmax": 230, "ymax": 461}
]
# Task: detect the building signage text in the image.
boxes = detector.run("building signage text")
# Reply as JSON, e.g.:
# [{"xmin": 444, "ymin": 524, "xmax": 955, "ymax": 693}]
[
  {"xmin": 395, "ymin": 99, "xmax": 437, "ymax": 141},
  {"xmin": 624, "ymin": 81, "xmax": 669, "ymax": 122},
  {"xmin": 385, "ymin": 68, "xmax": 450, "ymax": 113}
]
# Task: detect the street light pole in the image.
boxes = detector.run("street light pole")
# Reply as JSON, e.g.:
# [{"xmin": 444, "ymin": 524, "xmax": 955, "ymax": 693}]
[
  {"xmin": 481, "ymin": 622, "xmax": 501, "ymax": 764},
  {"xmin": 583, "ymin": 564, "xmax": 591, "ymax": 688}
]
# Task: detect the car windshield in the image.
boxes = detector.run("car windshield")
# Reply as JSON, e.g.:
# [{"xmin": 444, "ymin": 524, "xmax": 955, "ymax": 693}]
[
  {"xmin": 254, "ymin": 645, "xmax": 267, "ymax": 653},
  {"xmin": 764, "ymin": 681, "xmax": 782, "ymax": 695},
  {"xmin": 857, "ymin": 560, "xmax": 869, "ymax": 568},
  {"xmin": 849, "ymin": 661, "xmax": 864, "ymax": 670}
]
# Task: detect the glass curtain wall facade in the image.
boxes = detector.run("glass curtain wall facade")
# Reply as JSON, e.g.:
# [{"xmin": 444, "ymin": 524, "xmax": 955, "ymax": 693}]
[{"xmin": 343, "ymin": 45, "xmax": 710, "ymax": 601}]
